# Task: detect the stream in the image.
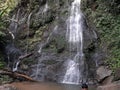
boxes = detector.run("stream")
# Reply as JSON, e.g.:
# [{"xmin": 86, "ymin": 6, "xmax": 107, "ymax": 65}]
[{"xmin": 10, "ymin": 82, "xmax": 97, "ymax": 90}]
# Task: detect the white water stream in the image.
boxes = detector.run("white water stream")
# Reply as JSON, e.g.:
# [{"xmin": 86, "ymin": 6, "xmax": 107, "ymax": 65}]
[{"xmin": 62, "ymin": 0, "xmax": 85, "ymax": 84}]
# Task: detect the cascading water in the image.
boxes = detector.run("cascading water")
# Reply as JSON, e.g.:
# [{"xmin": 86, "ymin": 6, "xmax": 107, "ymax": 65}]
[
  {"xmin": 43, "ymin": 3, "xmax": 49, "ymax": 13},
  {"xmin": 32, "ymin": 25, "xmax": 58, "ymax": 81},
  {"xmin": 61, "ymin": 0, "xmax": 87, "ymax": 84}
]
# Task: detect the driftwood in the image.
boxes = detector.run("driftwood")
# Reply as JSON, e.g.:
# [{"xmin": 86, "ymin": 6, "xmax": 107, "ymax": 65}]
[{"xmin": 0, "ymin": 69, "xmax": 37, "ymax": 82}]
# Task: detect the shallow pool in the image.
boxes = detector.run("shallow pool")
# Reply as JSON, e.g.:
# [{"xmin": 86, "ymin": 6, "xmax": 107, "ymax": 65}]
[{"xmin": 11, "ymin": 82, "xmax": 97, "ymax": 90}]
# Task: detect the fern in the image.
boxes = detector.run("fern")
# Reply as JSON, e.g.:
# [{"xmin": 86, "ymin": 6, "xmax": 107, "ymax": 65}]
[{"xmin": 0, "ymin": 7, "xmax": 8, "ymax": 18}]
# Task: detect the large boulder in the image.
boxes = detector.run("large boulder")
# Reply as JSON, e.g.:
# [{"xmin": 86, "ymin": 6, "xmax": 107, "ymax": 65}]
[
  {"xmin": 96, "ymin": 66, "xmax": 112, "ymax": 83},
  {"xmin": 97, "ymin": 81, "xmax": 120, "ymax": 90}
]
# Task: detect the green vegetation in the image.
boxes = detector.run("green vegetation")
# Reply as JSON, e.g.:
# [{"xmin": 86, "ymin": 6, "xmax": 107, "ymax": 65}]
[
  {"xmin": 0, "ymin": 0, "xmax": 20, "ymax": 16},
  {"xmin": 0, "ymin": 0, "xmax": 20, "ymax": 40},
  {"xmin": 83, "ymin": 0, "xmax": 120, "ymax": 70},
  {"xmin": 0, "ymin": 0, "xmax": 20, "ymax": 69}
]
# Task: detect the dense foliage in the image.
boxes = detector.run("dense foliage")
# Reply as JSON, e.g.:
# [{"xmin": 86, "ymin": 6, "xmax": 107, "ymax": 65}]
[
  {"xmin": 0, "ymin": 0, "xmax": 19, "ymax": 16},
  {"xmin": 83, "ymin": 0, "xmax": 120, "ymax": 70}
]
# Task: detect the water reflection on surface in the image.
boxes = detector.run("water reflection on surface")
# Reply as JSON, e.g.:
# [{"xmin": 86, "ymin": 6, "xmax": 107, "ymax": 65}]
[{"xmin": 11, "ymin": 82, "xmax": 97, "ymax": 90}]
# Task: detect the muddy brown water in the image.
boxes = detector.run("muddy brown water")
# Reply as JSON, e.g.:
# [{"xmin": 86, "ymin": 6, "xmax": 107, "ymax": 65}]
[{"xmin": 10, "ymin": 82, "xmax": 97, "ymax": 90}]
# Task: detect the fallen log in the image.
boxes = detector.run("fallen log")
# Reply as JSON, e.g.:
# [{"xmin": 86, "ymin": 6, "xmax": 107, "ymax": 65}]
[
  {"xmin": 18, "ymin": 53, "xmax": 33, "ymax": 60},
  {"xmin": 0, "ymin": 70, "xmax": 37, "ymax": 82}
]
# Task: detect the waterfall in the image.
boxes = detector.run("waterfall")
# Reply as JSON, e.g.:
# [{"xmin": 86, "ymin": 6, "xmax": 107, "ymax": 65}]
[
  {"xmin": 43, "ymin": 3, "xmax": 49, "ymax": 13},
  {"xmin": 26, "ymin": 12, "xmax": 33, "ymax": 53},
  {"xmin": 66, "ymin": 0, "xmax": 83, "ymax": 53},
  {"xmin": 13, "ymin": 60, "xmax": 20, "ymax": 72},
  {"xmin": 61, "ymin": 0, "xmax": 87, "ymax": 84}
]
